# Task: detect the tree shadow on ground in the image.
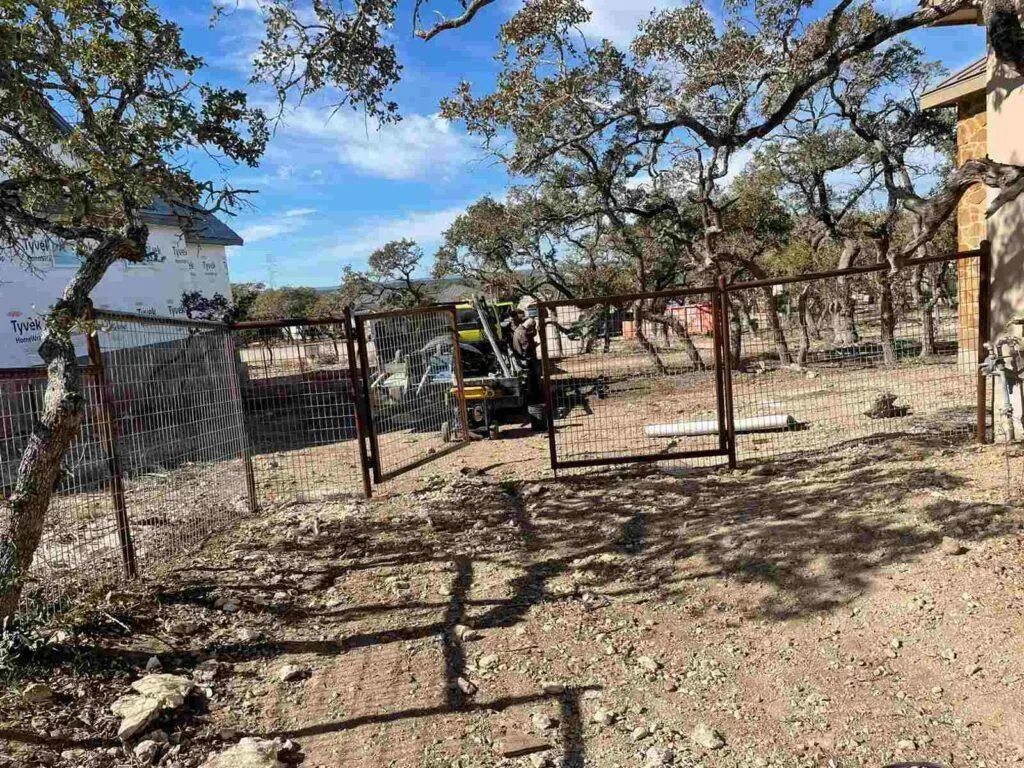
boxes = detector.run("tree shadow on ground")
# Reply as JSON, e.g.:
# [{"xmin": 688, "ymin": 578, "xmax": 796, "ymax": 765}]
[{"xmin": 12, "ymin": 433, "xmax": 1017, "ymax": 765}]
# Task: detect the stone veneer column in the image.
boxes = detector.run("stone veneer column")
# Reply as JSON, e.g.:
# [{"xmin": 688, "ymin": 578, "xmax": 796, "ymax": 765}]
[{"xmin": 955, "ymin": 93, "xmax": 987, "ymax": 372}]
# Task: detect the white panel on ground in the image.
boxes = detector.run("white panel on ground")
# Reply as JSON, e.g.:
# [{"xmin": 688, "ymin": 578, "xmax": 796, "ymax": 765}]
[{"xmin": 644, "ymin": 414, "xmax": 795, "ymax": 437}]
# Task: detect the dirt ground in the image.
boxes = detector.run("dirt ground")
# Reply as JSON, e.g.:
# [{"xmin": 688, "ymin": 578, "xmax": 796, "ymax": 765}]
[{"xmin": 2, "ymin": 426, "xmax": 1024, "ymax": 768}]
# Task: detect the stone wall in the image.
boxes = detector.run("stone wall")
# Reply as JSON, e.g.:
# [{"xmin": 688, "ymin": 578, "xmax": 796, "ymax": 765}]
[
  {"xmin": 956, "ymin": 93, "xmax": 989, "ymax": 250},
  {"xmin": 955, "ymin": 94, "xmax": 987, "ymax": 371}
]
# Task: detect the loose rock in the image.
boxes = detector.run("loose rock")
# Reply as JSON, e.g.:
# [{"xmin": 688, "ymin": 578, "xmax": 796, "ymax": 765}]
[
  {"xmin": 201, "ymin": 738, "xmax": 285, "ymax": 768},
  {"xmin": 278, "ymin": 664, "xmax": 308, "ymax": 683},
  {"xmin": 691, "ymin": 723, "xmax": 725, "ymax": 750},
  {"xmin": 110, "ymin": 675, "xmax": 195, "ymax": 741},
  {"xmin": 21, "ymin": 683, "xmax": 53, "ymax": 704},
  {"xmin": 532, "ymin": 712, "xmax": 559, "ymax": 732},
  {"xmin": 637, "ymin": 655, "xmax": 662, "ymax": 674},
  {"xmin": 644, "ymin": 746, "xmax": 676, "ymax": 767},
  {"xmin": 591, "ymin": 708, "xmax": 617, "ymax": 726},
  {"xmin": 939, "ymin": 536, "xmax": 966, "ymax": 556},
  {"xmin": 133, "ymin": 740, "xmax": 160, "ymax": 764}
]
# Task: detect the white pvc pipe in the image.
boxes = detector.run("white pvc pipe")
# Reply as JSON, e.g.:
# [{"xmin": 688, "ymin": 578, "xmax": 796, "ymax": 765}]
[{"xmin": 644, "ymin": 414, "xmax": 794, "ymax": 437}]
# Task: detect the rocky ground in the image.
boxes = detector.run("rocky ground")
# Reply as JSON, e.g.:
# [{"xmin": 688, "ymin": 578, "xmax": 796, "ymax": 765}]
[{"xmin": 2, "ymin": 431, "xmax": 1023, "ymax": 768}]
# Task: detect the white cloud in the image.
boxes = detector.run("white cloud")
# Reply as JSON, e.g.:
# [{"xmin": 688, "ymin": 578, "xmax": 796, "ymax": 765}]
[
  {"xmin": 323, "ymin": 205, "xmax": 468, "ymax": 268},
  {"xmin": 238, "ymin": 207, "xmax": 315, "ymax": 244},
  {"xmin": 273, "ymin": 107, "xmax": 479, "ymax": 181},
  {"xmin": 581, "ymin": 0, "xmax": 680, "ymax": 47},
  {"xmin": 239, "ymin": 203, "xmax": 473, "ymax": 286}
]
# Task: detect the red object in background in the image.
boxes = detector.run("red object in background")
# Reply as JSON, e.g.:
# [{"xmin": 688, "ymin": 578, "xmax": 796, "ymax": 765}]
[
  {"xmin": 673, "ymin": 302, "xmax": 715, "ymax": 334},
  {"xmin": 623, "ymin": 301, "xmax": 715, "ymax": 338}
]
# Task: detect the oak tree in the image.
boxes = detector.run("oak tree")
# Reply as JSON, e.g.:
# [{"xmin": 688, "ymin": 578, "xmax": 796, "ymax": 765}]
[{"xmin": 0, "ymin": 0, "xmax": 267, "ymax": 617}]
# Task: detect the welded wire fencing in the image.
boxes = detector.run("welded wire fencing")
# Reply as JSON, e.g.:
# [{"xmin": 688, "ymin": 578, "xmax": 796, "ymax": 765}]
[
  {"xmin": 96, "ymin": 312, "xmax": 252, "ymax": 573},
  {"xmin": 1, "ymin": 248, "xmax": 996, "ymax": 618},
  {"xmin": 538, "ymin": 289, "xmax": 730, "ymax": 470},
  {"xmin": 355, "ymin": 305, "xmax": 469, "ymax": 482},
  {"xmin": 539, "ymin": 249, "xmax": 989, "ymax": 472},
  {"xmin": 1, "ymin": 368, "xmax": 126, "ymax": 613},
  {"xmin": 233, "ymin": 316, "xmax": 368, "ymax": 502},
  {"xmin": 725, "ymin": 253, "xmax": 984, "ymax": 464}
]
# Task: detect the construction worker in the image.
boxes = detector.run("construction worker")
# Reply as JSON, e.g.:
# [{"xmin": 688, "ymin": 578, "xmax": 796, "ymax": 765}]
[
  {"xmin": 513, "ymin": 318, "xmax": 545, "ymax": 430},
  {"xmin": 500, "ymin": 308, "xmax": 526, "ymax": 348}
]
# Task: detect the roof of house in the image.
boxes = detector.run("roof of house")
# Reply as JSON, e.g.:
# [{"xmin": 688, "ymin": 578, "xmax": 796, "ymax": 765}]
[
  {"xmin": 37, "ymin": 98, "xmax": 244, "ymax": 247},
  {"xmin": 921, "ymin": 56, "xmax": 987, "ymax": 110},
  {"xmin": 141, "ymin": 199, "xmax": 244, "ymax": 247}
]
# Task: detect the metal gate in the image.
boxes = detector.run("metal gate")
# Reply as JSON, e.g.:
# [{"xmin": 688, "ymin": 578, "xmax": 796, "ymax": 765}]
[
  {"xmin": 355, "ymin": 304, "xmax": 470, "ymax": 483},
  {"xmin": 537, "ymin": 286, "xmax": 736, "ymax": 471},
  {"xmin": 233, "ymin": 310, "xmax": 372, "ymax": 500}
]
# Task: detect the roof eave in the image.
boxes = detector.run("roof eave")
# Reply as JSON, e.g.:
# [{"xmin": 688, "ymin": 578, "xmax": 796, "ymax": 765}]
[
  {"xmin": 929, "ymin": 7, "xmax": 984, "ymax": 25},
  {"xmin": 920, "ymin": 73, "xmax": 987, "ymax": 110},
  {"xmin": 140, "ymin": 210, "xmax": 244, "ymax": 247}
]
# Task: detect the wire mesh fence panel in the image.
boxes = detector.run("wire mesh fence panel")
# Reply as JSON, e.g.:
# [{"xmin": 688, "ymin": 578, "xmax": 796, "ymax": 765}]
[
  {"xmin": 95, "ymin": 313, "xmax": 251, "ymax": 573},
  {"xmin": 1, "ymin": 370, "xmax": 126, "ymax": 614},
  {"xmin": 234, "ymin": 320, "xmax": 364, "ymax": 503},
  {"xmin": 725, "ymin": 254, "xmax": 982, "ymax": 465},
  {"xmin": 539, "ymin": 291, "xmax": 729, "ymax": 470},
  {"xmin": 357, "ymin": 306, "xmax": 467, "ymax": 482}
]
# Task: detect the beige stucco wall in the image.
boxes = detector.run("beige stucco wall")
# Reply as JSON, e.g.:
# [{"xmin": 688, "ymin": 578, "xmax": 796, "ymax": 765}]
[{"xmin": 986, "ymin": 52, "xmax": 1024, "ymax": 438}]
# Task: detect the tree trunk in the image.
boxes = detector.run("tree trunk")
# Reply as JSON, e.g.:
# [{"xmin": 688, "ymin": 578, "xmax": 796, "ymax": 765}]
[
  {"xmin": 910, "ymin": 265, "xmax": 937, "ymax": 357},
  {"xmin": 1, "ymin": 234, "xmax": 141, "ymax": 619},
  {"xmin": 646, "ymin": 311, "xmax": 707, "ymax": 371},
  {"xmin": 761, "ymin": 286, "xmax": 792, "ymax": 365},
  {"xmin": 796, "ymin": 287, "xmax": 812, "ymax": 366},
  {"xmin": 603, "ymin": 311, "xmax": 612, "ymax": 353},
  {"xmin": 633, "ymin": 301, "xmax": 667, "ymax": 374},
  {"xmin": 551, "ymin": 322, "xmax": 564, "ymax": 357},
  {"xmin": 878, "ymin": 276, "xmax": 897, "ymax": 366},
  {"xmin": 809, "ymin": 302, "xmax": 825, "ymax": 340},
  {"xmin": 727, "ymin": 295, "xmax": 742, "ymax": 369},
  {"xmin": 831, "ymin": 280, "xmax": 859, "ymax": 345}
]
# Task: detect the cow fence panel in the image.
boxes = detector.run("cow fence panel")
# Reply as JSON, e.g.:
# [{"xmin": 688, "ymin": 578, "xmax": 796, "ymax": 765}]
[
  {"xmin": 538, "ymin": 289, "xmax": 730, "ymax": 471},
  {"xmin": 356, "ymin": 306, "xmax": 469, "ymax": 483},
  {"xmin": 232, "ymin": 318, "xmax": 367, "ymax": 503},
  {"xmin": 724, "ymin": 253, "xmax": 984, "ymax": 465}
]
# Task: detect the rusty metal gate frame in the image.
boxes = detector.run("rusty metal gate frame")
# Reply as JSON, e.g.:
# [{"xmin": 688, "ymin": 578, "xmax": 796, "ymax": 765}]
[
  {"xmin": 231, "ymin": 311, "xmax": 372, "ymax": 499},
  {"xmin": 354, "ymin": 304, "xmax": 471, "ymax": 487},
  {"xmin": 537, "ymin": 286, "xmax": 736, "ymax": 472}
]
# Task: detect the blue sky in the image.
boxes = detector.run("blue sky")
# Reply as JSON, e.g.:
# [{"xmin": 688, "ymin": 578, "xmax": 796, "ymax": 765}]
[{"xmin": 167, "ymin": 0, "xmax": 986, "ymax": 289}]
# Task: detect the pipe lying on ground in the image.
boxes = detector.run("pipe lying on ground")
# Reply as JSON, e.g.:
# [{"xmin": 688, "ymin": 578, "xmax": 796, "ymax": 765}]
[{"xmin": 644, "ymin": 414, "xmax": 796, "ymax": 437}]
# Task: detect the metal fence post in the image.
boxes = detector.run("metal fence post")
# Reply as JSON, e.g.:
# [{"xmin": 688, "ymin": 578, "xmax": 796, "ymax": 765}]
[
  {"xmin": 85, "ymin": 317, "xmax": 137, "ymax": 579},
  {"xmin": 536, "ymin": 304, "xmax": 559, "ymax": 475},
  {"xmin": 447, "ymin": 306, "xmax": 472, "ymax": 442},
  {"xmin": 344, "ymin": 307, "xmax": 374, "ymax": 499},
  {"xmin": 223, "ymin": 331, "xmax": 259, "ymax": 515},
  {"xmin": 710, "ymin": 288, "xmax": 728, "ymax": 456},
  {"xmin": 354, "ymin": 314, "xmax": 383, "ymax": 484},
  {"xmin": 717, "ymin": 277, "xmax": 738, "ymax": 469},
  {"xmin": 977, "ymin": 240, "xmax": 992, "ymax": 443}
]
